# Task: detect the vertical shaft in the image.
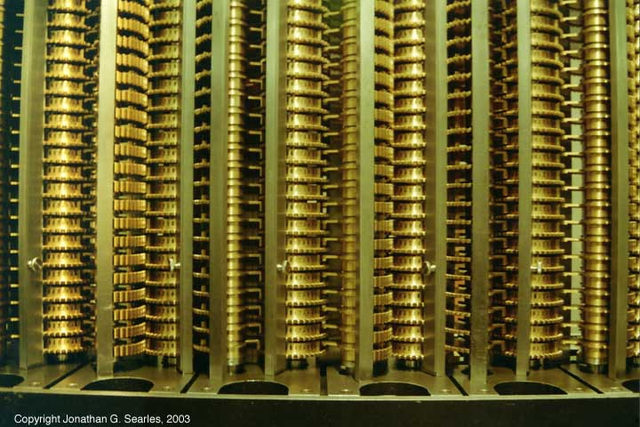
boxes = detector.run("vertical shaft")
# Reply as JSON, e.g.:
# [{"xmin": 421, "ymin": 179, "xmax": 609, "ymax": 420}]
[
  {"xmin": 340, "ymin": 0, "xmax": 357, "ymax": 371},
  {"xmin": 226, "ymin": 0, "xmax": 246, "ymax": 370}
]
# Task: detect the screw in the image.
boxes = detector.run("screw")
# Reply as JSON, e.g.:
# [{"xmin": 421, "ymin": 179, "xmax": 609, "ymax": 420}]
[
  {"xmin": 424, "ymin": 261, "xmax": 436, "ymax": 275},
  {"xmin": 27, "ymin": 257, "xmax": 42, "ymax": 272},
  {"xmin": 69, "ymin": 383, "xmax": 78, "ymax": 388},
  {"xmin": 531, "ymin": 261, "xmax": 543, "ymax": 274},
  {"xmin": 277, "ymin": 260, "xmax": 291, "ymax": 274},
  {"xmin": 169, "ymin": 258, "xmax": 181, "ymax": 272},
  {"xmin": 202, "ymin": 386, "xmax": 211, "ymax": 392}
]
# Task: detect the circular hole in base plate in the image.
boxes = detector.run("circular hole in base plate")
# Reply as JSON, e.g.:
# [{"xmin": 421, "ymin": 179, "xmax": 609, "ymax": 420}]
[
  {"xmin": 360, "ymin": 382, "xmax": 430, "ymax": 396},
  {"xmin": 0, "ymin": 374, "xmax": 24, "ymax": 388},
  {"xmin": 218, "ymin": 380, "xmax": 289, "ymax": 395},
  {"xmin": 82, "ymin": 378, "xmax": 153, "ymax": 392},
  {"xmin": 622, "ymin": 379, "xmax": 639, "ymax": 393},
  {"xmin": 494, "ymin": 381, "xmax": 567, "ymax": 396}
]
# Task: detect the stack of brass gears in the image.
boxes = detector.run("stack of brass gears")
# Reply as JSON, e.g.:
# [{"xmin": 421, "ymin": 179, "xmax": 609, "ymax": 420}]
[
  {"xmin": 444, "ymin": 0, "xmax": 472, "ymax": 361},
  {"xmin": 226, "ymin": 0, "xmax": 247, "ymax": 370},
  {"xmin": 497, "ymin": 0, "xmax": 566, "ymax": 364},
  {"xmin": 192, "ymin": 0, "xmax": 212, "ymax": 357},
  {"xmin": 525, "ymin": 0, "xmax": 566, "ymax": 363},
  {"xmin": 372, "ymin": 0, "xmax": 393, "ymax": 366},
  {"xmin": 627, "ymin": 0, "xmax": 640, "ymax": 361},
  {"xmin": 340, "ymin": 0, "xmax": 357, "ymax": 371},
  {"xmin": 284, "ymin": 0, "xmax": 328, "ymax": 363},
  {"xmin": 390, "ymin": 0, "xmax": 427, "ymax": 365},
  {"xmin": 145, "ymin": 0, "xmax": 181, "ymax": 362},
  {"xmin": 41, "ymin": 0, "xmax": 90, "ymax": 358},
  {"xmin": 112, "ymin": 0, "xmax": 149, "ymax": 359},
  {"xmin": 581, "ymin": 0, "xmax": 611, "ymax": 370}
]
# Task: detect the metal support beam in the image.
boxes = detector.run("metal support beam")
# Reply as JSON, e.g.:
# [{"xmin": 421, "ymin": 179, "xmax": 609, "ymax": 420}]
[
  {"xmin": 209, "ymin": 0, "xmax": 230, "ymax": 382},
  {"xmin": 355, "ymin": 0, "xmax": 375, "ymax": 381},
  {"xmin": 469, "ymin": 0, "xmax": 491, "ymax": 392},
  {"xmin": 178, "ymin": 0, "xmax": 196, "ymax": 376},
  {"xmin": 95, "ymin": 0, "xmax": 118, "ymax": 377},
  {"xmin": 423, "ymin": 0, "xmax": 448, "ymax": 377},
  {"xmin": 264, "ymin": 0, "xmax": 287, "ymax": 377},
  {"xmin": 18, "ymin": 0, "xmax": 47, "ymax": 370},
  {"xmin": 516, "ymin": 0, "xmax": 533, "ymax": 380},
  {"xmin": 607, "ymin": 0, "xmax": 630, "ymax": 380}
]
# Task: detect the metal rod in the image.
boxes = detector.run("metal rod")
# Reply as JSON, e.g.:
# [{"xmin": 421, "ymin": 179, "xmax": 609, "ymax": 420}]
[
  {"xmin": 607, "ymin": 0, "xmax": 630, "ymax": 380},
  {"xmin": 423, "ymin": 0, "xmax": 448, "ymax": 376},
  {"xmin": 17, "ymin": 0, "xmax": 47, "ymax": 370},
  {"xmin": 95, "ymin": 0, "xmax": 118, "ymax": 377},
  {"xmin": 354, "ymin": 0, "xmax": 375, "ymax": 381},
  {"xmin": 209, "ymin": 0, "xmax": 230, "ymax": 382},
  {"xmin": 516, "ymin": 0, "xmax": 533, "ymax": 380},
  {"xmin": 469, "ymin": 0, "xmax": 490, "ymax": 392},
  {"xmin": 178, "ymin": 0, "xmax": 197, "ymax": 375},
  {"xmin": 264, "ymin": 0, "xmax": 287, "ymax": 377}
]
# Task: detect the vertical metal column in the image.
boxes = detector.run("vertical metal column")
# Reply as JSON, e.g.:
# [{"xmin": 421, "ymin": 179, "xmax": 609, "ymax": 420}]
[
  {"xmin": 469, "ymin": 0, "xmax": 491, "ymax": 391},
  {"xmin": 95, "ymin": 0, "xmax": 118, "ymax": 377},
  {"xmin": 355, "ymin": 0, "xmax": 375, "ymax": 381},
  {"xmin": 423, "ymin": 0, "xmax": 448, "ymax": 376},
  {"xmin": 264, "ymin": 0, "xmax": 287, "ymax": 377},
  {"xmin": 179, "ymin": 0, "xmax": 197, "ymax": 375},
  {"xmin": 607, "ymin": 0, "xmax": 630, "ymax": 379},
  {"xmin": 516, "ymin": 0, "xmax": 534, "ymax": 380},
  {"xmin": 209, "ymin": 0, "xmax": 230, "ymax": 382},
  {"xmin": 17, "ymin": 0, "xmax": 47, "ymax": 369}
]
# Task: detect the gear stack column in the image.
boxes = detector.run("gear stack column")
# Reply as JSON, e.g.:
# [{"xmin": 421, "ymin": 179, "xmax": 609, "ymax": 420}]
[
  {"xmin": 391, "ymin": 0, "xmax": 427, "ymax": 367},
  {"xmin": 42, "ymin": 0, "xmax": 90, "ymax": 359},
  {"xmin": 112, "ymin": 0, "xmax": 150, "ymax": 359},
  {"xmin": 284, "ymin": 0, "xmax": 328, "ymax": 365},
  {"xmin": 146, "ymin": 1, "xmax": 181, "ymax": 363}
]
